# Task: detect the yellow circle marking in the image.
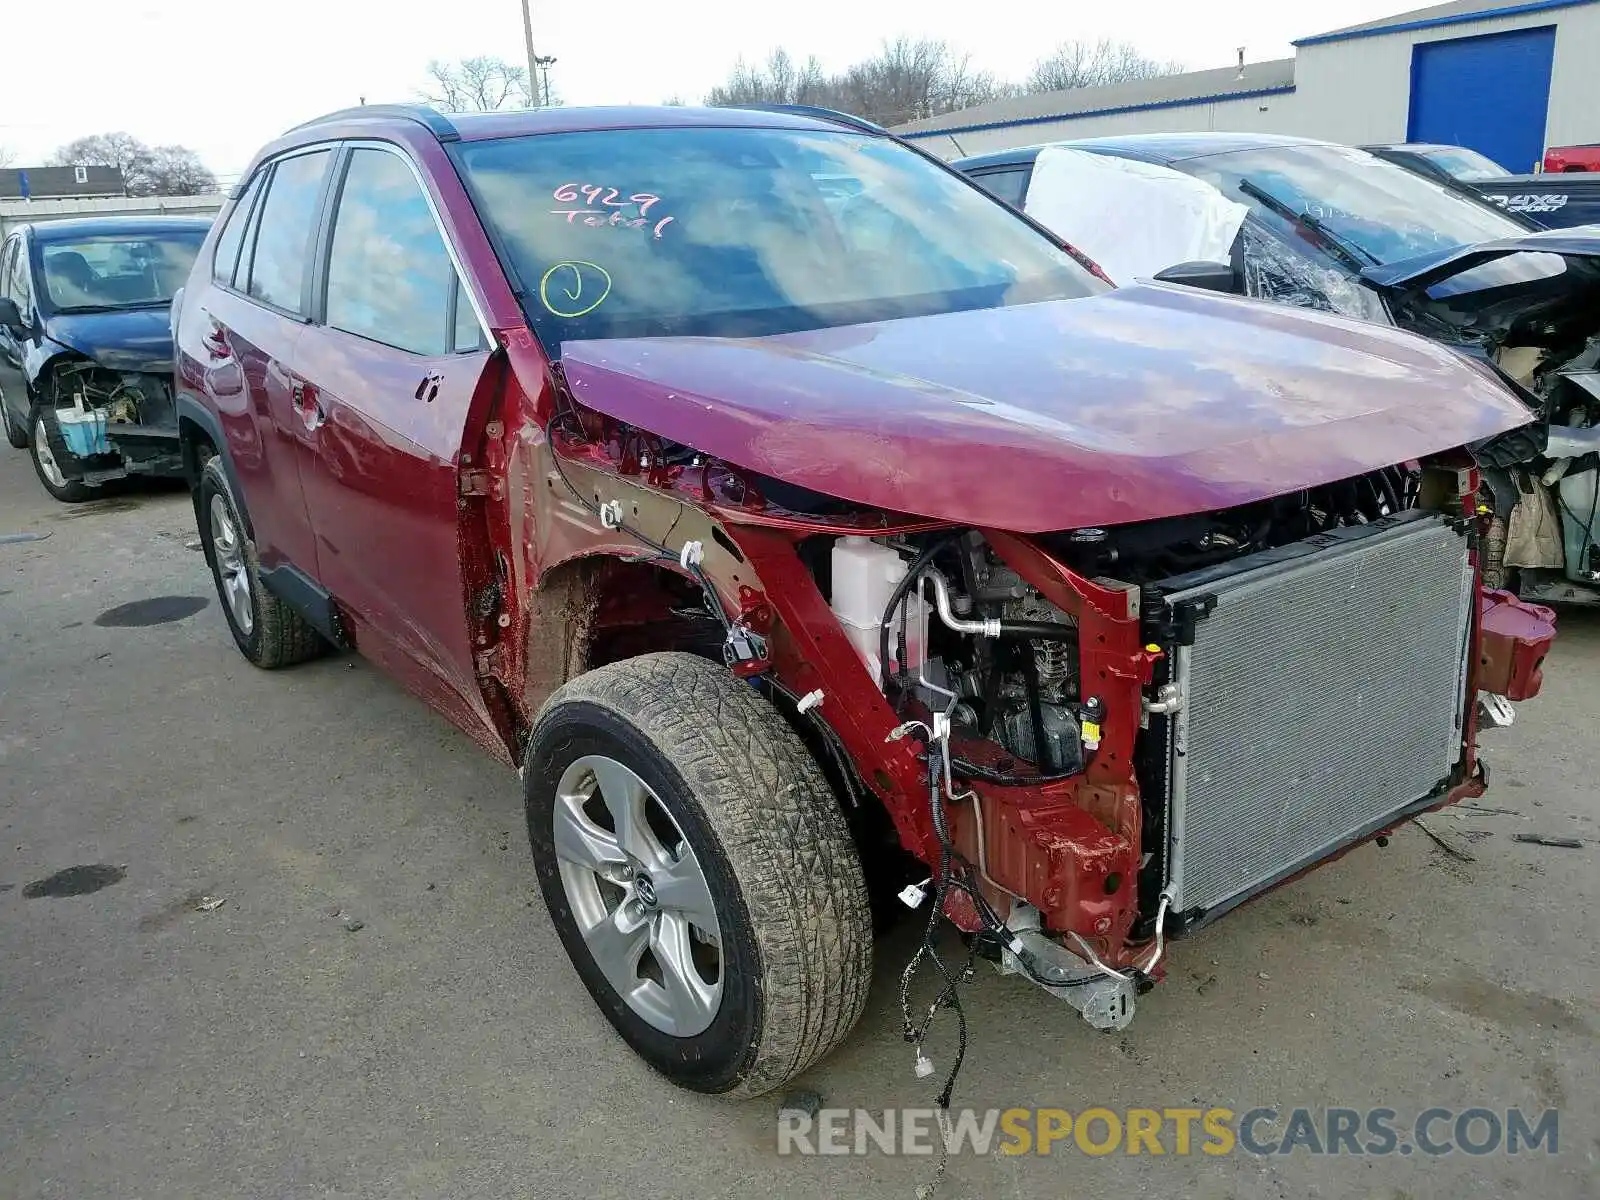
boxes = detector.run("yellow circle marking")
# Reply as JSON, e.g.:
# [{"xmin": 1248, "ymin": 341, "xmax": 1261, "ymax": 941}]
[{"xmin": 539, "ymin": 260, "xmax": 613, "ymax": 318}]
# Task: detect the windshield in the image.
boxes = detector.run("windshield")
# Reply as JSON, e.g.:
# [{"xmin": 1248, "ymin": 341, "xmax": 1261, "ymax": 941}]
[
  {"xmin": 37, "ymin": 231, "xmax": 205, "ymax": 312},
  {"xmin": 1420, "ymin": 146, "xmax": 1511, "ymax": 182},
  {"xmin": 1179, "ymin": 144, "xmax": 1524, "ymax": 264},
  {"xmin": 455, "ymin": 126, "xmax": 1102, "ymax": 346}
]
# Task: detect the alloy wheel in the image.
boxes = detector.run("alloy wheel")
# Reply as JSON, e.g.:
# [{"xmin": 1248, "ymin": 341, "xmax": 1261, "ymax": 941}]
[
  {"xmin": 552, "ymin": 754, "xmax": 724, "ymax": 1036},
  {"xmin": 33, "ymin": 415, "xmax": 67, "ymax": 488},
  {"xmin": 209, "ymin": 494, "xmax": 254, "ymax": 636}
]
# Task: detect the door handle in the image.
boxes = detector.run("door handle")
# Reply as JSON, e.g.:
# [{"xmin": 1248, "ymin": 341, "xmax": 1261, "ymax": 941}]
[
  {"xmin": 200, "ymin": 319, "xmax": 230, "ymax": 359},
  {"xmin": 413, "ymin": 370, "xmax": 443, "ymax": 403},
  {"xmin": 291, "ymin": 381, "xmax": 325, "ymax": 431}
]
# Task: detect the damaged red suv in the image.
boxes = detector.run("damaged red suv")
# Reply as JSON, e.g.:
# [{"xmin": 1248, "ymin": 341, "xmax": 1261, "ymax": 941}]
[{"xmin": 173, "ymin": 103, "xmax": 1555, "ymax": 1097}]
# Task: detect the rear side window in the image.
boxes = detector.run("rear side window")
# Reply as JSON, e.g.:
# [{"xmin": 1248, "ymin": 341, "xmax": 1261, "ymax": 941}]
[
  {"xmin": 324, "ymin": 148, "xmax": 457, "ymax": 355},
  {"xmin": 212, "ymin": 173, "xmax": 264, "ymax": 286},
  {"xmin": 247, "ymin": 149, "xmax": 332, "ymax": 314},
  {"xmin": 970, "ymin": 168, "xmax": 1031, "ymax": 208}
]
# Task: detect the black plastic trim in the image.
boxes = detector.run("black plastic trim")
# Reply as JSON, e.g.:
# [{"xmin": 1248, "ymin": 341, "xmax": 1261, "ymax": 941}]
[{"xmin": 259, "ymin": 563, "xmax": 351, "ymax": 649}]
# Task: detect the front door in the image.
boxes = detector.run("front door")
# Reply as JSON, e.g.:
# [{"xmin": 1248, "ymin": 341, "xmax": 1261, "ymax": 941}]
[
  {"xmin": 0, "ymin": 235, "xmax": 36, "ymax": 437},
  {"xmin": 293, "ymin": 145, "xmax": 498, "ymax": 736}
]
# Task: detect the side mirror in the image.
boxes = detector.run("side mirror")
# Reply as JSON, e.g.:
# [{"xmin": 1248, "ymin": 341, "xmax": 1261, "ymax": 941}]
[
  {"xmin": 0, "ymin": 296, "xmax": 24, "ymax": 333},
  {"xmin": 1152, "ymin": 261, "xmax": 1240, "ymax": 294}
]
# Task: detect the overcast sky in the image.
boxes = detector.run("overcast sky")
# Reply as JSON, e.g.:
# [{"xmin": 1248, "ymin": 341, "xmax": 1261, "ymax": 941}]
[{"xmin": 2, "ymin": 0, "xmax": 1411, "ymax": 179}]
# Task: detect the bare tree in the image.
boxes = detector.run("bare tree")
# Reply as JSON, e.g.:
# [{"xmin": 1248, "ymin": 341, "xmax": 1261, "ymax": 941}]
[
  {"xmin": 420, "ymin": 56, "xmax": 536, "ymax": 111},
  {"xmin": 50, "ymin": 132, "xmax": 147, "ymax": 180},
  {"xmin": 0, "ymin": 145, "xmax": 15, "ymax": 169},
  {"xmin": 706, "ymin": 48, "xmax": 830, "ymax": 108},
  {"xmin": 143, "ymin": 145, "xmax": 218, "ymax": 196},
  {"xmin": 835, "ymin": 38, "xmax": 1014, "ymax": 126},
  {"xmin": 49, "ymin": 132, "xmax": 217, "ymax": 196},
  {"xmin": 706, "ymin": 39, "xmax": 1014, "ymax": 127},
  {"xmin": 1025, "ymin": 39, "xmax": 1183, "ymax": 93}
]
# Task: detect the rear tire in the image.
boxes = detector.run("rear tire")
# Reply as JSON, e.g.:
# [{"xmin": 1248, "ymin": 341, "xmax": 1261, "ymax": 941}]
[
  {"xmin": 28, "ymin": 403, "xmax": 92, "ymax": 503},
  {"xmin": 197, "ymin": 456, "xmax": 326, "ymax": 668},
  {"xmin": 524, "ymin": 652, "xmax": 872, "ymax": 1097}
]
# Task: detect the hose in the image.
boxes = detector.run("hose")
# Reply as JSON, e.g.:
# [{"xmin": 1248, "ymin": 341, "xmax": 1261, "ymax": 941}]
[
  {"xmin": 878, "ymin": 534, "xmax": 962, "ymax": 692},
  {"xmin": 995, "ymin": 620, "xmax": 1078, "ymax": 643},
  {"xmin": 1019, "ymin": 644, "xmax": 1051, "ymax": 777}
]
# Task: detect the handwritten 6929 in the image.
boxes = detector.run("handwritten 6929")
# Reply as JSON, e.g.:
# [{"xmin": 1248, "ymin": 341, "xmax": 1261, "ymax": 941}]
[{"xmin": 551, "ymin": 183, "xmax": 676, "ymax": 239}]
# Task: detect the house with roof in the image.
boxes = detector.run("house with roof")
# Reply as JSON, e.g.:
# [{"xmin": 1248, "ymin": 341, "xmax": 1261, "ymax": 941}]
[{"xmin": 0, "ymin": 165, "xmax": 126, "ymax": 200}]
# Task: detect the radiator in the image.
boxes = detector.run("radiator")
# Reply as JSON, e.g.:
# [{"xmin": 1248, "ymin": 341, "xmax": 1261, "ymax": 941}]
[{"xmin": 1156, "ymin": 511, "xmax": 1476, "ymax": 921}]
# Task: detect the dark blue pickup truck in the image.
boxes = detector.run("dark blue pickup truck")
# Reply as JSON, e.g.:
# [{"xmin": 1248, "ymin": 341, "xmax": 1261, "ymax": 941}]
[{"xmin": 1363, "ymin": 143, "xmax": 1600, "ymax": 230}]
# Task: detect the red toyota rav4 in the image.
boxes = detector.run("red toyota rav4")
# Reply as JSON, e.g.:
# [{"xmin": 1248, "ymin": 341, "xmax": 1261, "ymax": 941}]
[{"xmin": 173, "ymin": 103, "xmax": 1554, "ymax": 1098}]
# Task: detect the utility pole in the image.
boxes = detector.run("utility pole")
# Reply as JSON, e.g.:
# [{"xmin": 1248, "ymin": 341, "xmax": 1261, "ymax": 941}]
[
  {"xmin": 535, "ymin": 55, "xmax": 557, "ymax": 107},
  {"xmin": 520, "ymin": 0, "xmax": 540, "ymax": 107}
]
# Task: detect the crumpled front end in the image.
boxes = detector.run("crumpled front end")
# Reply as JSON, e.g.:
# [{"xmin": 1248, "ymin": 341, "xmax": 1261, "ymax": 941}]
[
  {"xmin": 531, "ymin": 282, "xmax": 1555, "ymax": 1035},
  {"xmin": 43, "ymin": 358, "xmax": 182, "ymax": 482},
  {"xmin": 706, "ymin": 454, "xmax": 1557, "ymax": 1034}
]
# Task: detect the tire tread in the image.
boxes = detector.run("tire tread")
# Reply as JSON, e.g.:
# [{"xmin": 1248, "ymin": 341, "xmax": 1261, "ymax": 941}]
[
  {"xmin": 540, "ymin": 652, "xmax": 873, "ymax": 1096},
  {"xmin": 200, "ymin": 457, "xmax": 325, "ymax": 669}
]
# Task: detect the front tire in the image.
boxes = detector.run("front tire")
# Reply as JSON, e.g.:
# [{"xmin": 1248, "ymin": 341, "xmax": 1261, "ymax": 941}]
[
  {"xmin": 197, "ymin": 456, "xmax": 326, "ymax": 668},
  {"xmin": 525, "ymin": 652, "xmax": 872, "ymax": 1097},
  {"xmin": 28, "ymin": 403, "xmax": 92, "ymax": 502}
]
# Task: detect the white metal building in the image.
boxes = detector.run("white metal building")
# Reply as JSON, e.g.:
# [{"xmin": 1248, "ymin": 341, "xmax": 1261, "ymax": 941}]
[{"xmin": 896, "ymin": 0, "xmax": 1600, "ymax": 171}]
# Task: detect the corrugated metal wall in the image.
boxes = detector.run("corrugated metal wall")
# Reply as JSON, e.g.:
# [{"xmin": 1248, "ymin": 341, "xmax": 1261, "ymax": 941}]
[
  {"xmin": 912, "ymin": 92, "xmax": 1295, "ymax": 160},
  {"xmin": 909, "ymin": 2, "xmax": 1600, "ymax": 161}
]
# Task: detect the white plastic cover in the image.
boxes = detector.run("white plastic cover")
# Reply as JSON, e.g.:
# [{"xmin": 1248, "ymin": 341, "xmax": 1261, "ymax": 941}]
[{"xmin": 1023, "ymin": 146, "xmax": 1248, "ymax": 284}]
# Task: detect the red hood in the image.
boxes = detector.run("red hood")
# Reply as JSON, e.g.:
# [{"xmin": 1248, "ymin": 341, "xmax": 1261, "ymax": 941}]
[{"xmin": 560, "ymin": 283, "xmax": 1533, "ymax": 533}]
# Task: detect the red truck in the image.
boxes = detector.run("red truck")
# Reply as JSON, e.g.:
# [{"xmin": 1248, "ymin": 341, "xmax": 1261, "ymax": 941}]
[
  {"xmin": 1543, "ymin": 144, "xmax": 1600, "ymax": 172},
  {"xmin": 172, "ymin": 103, "xmax": 1554, "ymax": 1097}
]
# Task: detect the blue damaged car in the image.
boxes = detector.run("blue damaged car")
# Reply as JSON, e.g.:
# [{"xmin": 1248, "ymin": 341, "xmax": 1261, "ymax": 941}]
[{"xmin": 0, "ymin": 215, "xmax": 210, "ymax": 501}]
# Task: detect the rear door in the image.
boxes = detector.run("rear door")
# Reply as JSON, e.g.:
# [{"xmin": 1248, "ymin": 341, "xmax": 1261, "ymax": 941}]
[
  {"xmin": 294, "ymin": 143, "xmax": 497, "ymax": 733},
  {"xmin": 191, "ymin": 148, "xmax": 336, "ymax": 576}
]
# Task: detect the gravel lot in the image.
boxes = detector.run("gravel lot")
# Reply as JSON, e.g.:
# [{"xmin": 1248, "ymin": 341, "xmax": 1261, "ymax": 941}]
[{"xmin": 1, "ymin": 448, "xmax": 1596, "ymax": 1199}]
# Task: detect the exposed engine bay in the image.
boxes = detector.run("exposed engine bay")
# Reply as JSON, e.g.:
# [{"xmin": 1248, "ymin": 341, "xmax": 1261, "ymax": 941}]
[
  {"xmin": 45, "ymin": 359, "xmax": 181, "ymax": 480},
  {"xmin": 849, "ymin": 464, "xmax": 1423, "ymax": 782}
]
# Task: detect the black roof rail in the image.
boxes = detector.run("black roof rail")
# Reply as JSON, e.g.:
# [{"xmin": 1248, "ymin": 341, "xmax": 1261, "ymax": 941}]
[
  {"xmin": 728, "ymin": 104, "xmax": 886, "ymax": 135},
  {"xmin": 288, "ymin": 103, "xmax": 460, "ymax": 142}
]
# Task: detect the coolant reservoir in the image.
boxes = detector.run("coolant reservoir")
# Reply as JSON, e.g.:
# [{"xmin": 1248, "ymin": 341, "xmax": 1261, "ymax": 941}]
[{"xmin": 831, "ymin": 537, "xmax": 927, "ymax": 691}]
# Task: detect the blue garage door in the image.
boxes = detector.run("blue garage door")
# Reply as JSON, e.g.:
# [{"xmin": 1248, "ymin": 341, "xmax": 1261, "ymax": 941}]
[{"xmin": 1408, "ymin": 26, "xmax": 1556, "ymax": 172}]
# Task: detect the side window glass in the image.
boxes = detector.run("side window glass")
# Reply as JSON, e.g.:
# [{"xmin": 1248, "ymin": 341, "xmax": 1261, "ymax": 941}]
[
  {"xmin": 10, "ymin": 240, "xmax": 32, "ymax": 310},
  {"xmin": 247, "ymin": 149, "xmax": 332, "ymax": 314},
  {"xmin": 0, "ymin": 241, "xmax": 14, "ymax": 301},
  {"xmin": 452, "ymin": 277, "xmax": 484, "ymax": 353},
  {"xmin": 325, "ymin": 148, "xmax": 454, "ymax": 355},
  {"xmin": 213, "ymin": 173, "xmax": 264, "ymax": 287},
  {"xmin": 971, "ymin": 169, "xmax": 1029, "ymax": 208}
]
